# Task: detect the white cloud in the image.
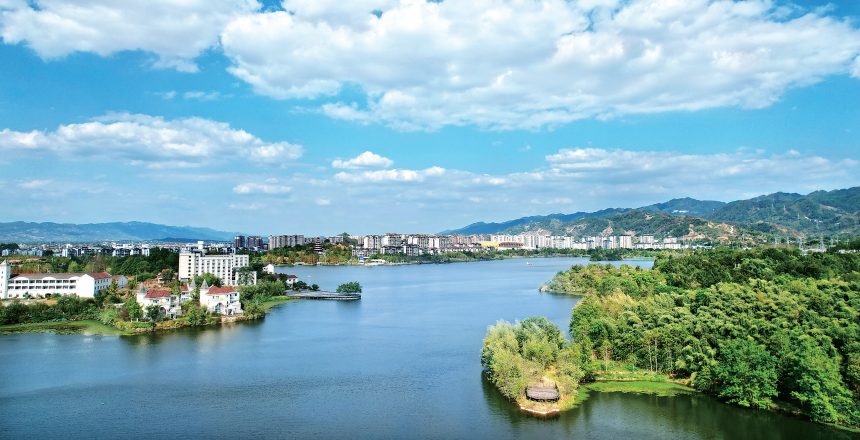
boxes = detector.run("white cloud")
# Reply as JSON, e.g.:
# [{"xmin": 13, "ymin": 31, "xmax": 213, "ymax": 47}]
[
  {"xmin": 331, "ymin": 151, "xmax": 394, "ymax": 169},
  {"xmin": 0, "ymin": 113, "xmax": 303, "ymax": 167},
  {"xmin": 183, "ymin": 91, "xmax": 231, "ymax": 101},
  {"xmin": 334, "ymin": 166, "xmax": 445, "ymax": 183},
  {"xmin": 18, "ymin": 179, "xmax": 52, "ymax": 189},
  {"xmin": 299, "ymin": 148, "xmax": 859, "ymax": 229},
  {"xmin": 156, "ymin": 91, "xmax": 177, "ymax": 99},
  {"xmin": 220, "ymin": 0, "xmax": 860, "ymax": 130},
  {"xmin": 232, "ymin": 183, "xmax": 291, "ymax": 194},
  {"xmin": 316, "ymin": 198, "xmax": 331, "ymax": 205},
  {"xmin": 0, "ymin": 0, "xmax": 262, "ymax": 72},
  {"xmin": 228, "ymin": 202, "xmax": 262, "ymax": 210}
]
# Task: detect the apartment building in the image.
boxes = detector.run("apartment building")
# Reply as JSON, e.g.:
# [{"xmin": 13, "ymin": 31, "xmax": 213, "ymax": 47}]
[
  {"xmin": 178, "ymin": 251, "xmax": 252, "ymax": 285},
  {"xmin": 0, "ymin": 261, "xmax": 115, "ymax": 299}
]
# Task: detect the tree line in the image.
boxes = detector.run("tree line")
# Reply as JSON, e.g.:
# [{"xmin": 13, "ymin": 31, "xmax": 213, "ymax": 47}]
[{"xmin": 546, "ymin": 248, "xmax": 859, "ymax": 427}]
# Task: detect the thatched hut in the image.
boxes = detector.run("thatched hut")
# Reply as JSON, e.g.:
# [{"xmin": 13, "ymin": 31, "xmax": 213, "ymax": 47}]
[{"xmin": 526, "ymin": 386, "xmax": 560, "ymax": 401}]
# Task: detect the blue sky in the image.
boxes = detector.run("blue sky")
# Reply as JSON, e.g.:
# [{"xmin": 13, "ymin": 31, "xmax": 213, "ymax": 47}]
[{"xmin": 1, "ymin": 0, "xmax": 859, "ymax": 236}]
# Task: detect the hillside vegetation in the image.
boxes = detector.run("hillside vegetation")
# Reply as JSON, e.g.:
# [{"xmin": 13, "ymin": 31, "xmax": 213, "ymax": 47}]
[{"xmin": 544, "ymin": 249, "xmax": 860, "ymax": 427}]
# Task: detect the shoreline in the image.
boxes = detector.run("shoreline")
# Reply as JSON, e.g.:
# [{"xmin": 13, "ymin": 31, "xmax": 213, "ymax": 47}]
[{"xmin": 0, "ymin": 296, "xmax": 303, "ymax": 336}]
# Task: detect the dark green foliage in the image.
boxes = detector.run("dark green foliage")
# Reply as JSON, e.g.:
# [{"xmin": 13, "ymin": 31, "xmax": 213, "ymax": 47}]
[
  {"xmin": 239, "ymin": 281, "xmax": 286, "ymax": 307},
  {"xmin": 192, "ymin": 273, "xmax": 223, "ymax": 288},
  {"xmin": 0, "ymin": 295, "xmax": 99, "ymax": 325},
  {"xmin": 698, "ymin": 338, "xmax": 778, "ymax": 409},
  {"xmin": 549, "ymin": 248, "xmax": 860, "ymax": 427},
  {"xmin": 336, "ymin": 282, "xmax": 362, "ymax": 294}
]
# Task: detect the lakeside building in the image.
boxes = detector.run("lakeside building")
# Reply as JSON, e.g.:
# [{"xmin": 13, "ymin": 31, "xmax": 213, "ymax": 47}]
[
  {"xmin": 178, "ymin": 242, "xmax": 253, "ymax": 286},
  {"xmin": 137, "ymin": 285, "xmax": 181, "ymax": 319},
  {"xmin": 200, "ymin": 283, "xmax": 242, "ymax": 315},
  {"xmin": 0, "ymin": 261, "xmax": 115, "ymax": 299}
]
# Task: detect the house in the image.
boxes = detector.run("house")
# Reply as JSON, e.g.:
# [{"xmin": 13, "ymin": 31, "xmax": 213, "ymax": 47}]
[
  {"xmin": 136, "ymin": 284, "xmax": 180, "ymax": 319},
  {"xmin": 112, "ymin": 275, "xmax": 129, "ymax": 290},
  {"xmin": 263, "ymin": 263, "xmax": 275, "ymax": 274},
  {"xmin": 199, "ymin": 281, "xmax": 242, "ymax": 315},
  {"xmin": 281, "ymin": 274, "xmax": 297, "ymax": 286}
]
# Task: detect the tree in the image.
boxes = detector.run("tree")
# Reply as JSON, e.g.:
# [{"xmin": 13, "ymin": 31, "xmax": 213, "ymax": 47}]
[
  {"xmin": 700, "ymin": 338, "xmax": 778, "ymax": 409},
  {"xmin": 160, "ymin": 269, "xmax": 175, "ymax": 285},
  {"xmin": 336, "ymin": 282, "xmax": 362, "ymax": 294},
  {"xmin": 237, "ymin": 267, "xmax": 255, "ymax": 286},
  {"xmin": 145, "ymin": 304, "xmax": 161, "ymax": 321},
  {"xmin": 310, "ymin": 284, "xmax": 319, "ymax": 291},
  {"xmin": 125, "ymin": 295, "xmax": 143, "ymax": 321}
]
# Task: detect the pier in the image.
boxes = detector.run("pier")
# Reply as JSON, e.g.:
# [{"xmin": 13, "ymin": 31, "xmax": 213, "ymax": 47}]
[{"xmin": 288, "ymin": 291, "xmax": 361, "ymax": 300}]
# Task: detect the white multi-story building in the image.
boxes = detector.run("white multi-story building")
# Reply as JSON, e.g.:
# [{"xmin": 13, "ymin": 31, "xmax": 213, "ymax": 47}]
[
  {"xmin": 619, "ymin": 235, "xmax": 634, "ymax": 249},
  {"xmin": 0, "ymin": 261, "xmax": 115, "ymax": 299},
  {"xmin": 178, "ymin": 251, "xmax": 251, "ymax": 285},
  {"xmin": 136, "ymin": 284, "xmax": 181, "ymax": 319},
  {"xmin": 199, "ymin": 283, "xmax": 243, "ymax": 315},
  {"xmin": 363, "ymin": 235, "xmax": 382, "ymax": 252},
  {"xmin": 382, "ymin": 234, "xmax": 402, "ymax": 247}
]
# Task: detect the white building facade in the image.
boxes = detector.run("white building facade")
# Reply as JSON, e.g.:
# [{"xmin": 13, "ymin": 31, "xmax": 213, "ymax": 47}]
[
  {"xmin": 0, "ymin": 262, "xmax": 115, "ymax": 299},
  {"xmin": 178, "ymin": 252, "xmax": 251, "ymax": 285}
]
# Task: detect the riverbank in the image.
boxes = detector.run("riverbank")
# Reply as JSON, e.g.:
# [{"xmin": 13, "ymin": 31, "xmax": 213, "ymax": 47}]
[{"xmin": 0, "ymin": 319, "xmax": 132, "ymax": 336}]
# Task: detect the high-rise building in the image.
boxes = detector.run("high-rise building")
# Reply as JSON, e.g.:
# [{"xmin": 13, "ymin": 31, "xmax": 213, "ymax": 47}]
[{"xmin": 234, "ymin": 235, "xmax": 245, "ymax": 249}]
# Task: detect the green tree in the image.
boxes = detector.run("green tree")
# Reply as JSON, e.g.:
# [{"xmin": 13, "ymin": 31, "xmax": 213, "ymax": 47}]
[
  {"xmin": 699, "ymin": 338, "xmax": 778, "ymax": 409},
  {"xmin": 144, "ymin": 304, "xmax": 161, "ymax": 321},
  {"xmin": 336, "ymin": 282, "xmax": 362, "ymax": 294},
  {"xmin": 125, "ymin": 296, "xmax": 143, "ymax": 322}
]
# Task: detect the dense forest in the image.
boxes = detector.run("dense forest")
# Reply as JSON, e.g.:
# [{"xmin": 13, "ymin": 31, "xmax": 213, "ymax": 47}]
[{"xmin": 542, "ymin": 248, "xmax": 859, "ymax": 427}]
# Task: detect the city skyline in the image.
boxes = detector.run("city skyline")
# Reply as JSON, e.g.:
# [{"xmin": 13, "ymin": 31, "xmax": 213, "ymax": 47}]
[{"xmin": 1, "ymin": 0, "xmax": 859, "ymax": 235}]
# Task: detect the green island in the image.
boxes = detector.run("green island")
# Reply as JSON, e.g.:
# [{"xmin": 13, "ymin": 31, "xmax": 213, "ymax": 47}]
[{"xmin": 485, "ymin": 247, "xmax": 860, "ymax": 429}]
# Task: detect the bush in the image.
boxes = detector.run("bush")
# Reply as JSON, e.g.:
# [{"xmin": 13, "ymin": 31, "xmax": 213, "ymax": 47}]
[{"xmin": 336, "ymin": 282, "xmax": 362, "ymax": 294}]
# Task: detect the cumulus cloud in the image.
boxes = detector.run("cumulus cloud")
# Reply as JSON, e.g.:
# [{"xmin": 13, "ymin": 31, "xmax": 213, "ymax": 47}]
[
  {"xmin": 331, "ymin": 151, "xmax": 394, "ymax": 169},
  {"xmin": 232, "ymin": 183, "xmax": 291, "ymax": 194},
  {"xmin": 0, "ymin": 113, "xmax": 304, "ymax": 167},
  {"xmin": 220, "ymin": 0, "xmax": 860, "ymax": 130},
  {"xmin": 0, "ymin": 0, "xmax": 261, "ymax": 72},
  {"xmin": 334, "ymin": 166, "xmax": 445, "ymax": 183}
]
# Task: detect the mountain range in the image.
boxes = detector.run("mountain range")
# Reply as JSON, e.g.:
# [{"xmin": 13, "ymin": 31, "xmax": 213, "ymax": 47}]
[
  {"xmin": 0, "ymin": 221, "xmax": 243, "ymax": 243},
  {"xmin": 441, "ymin": 187, "xmax": 860, "ymax": 239}
]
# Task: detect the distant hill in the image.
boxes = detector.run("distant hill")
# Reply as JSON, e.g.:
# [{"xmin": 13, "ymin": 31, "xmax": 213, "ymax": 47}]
[
  {"xmin": 501, "ymin": 210, "xmax": 729, "ymax": 239},
  {"xmin": 443, "ymin": 187, "xmax": 860, "ymax": 238},
  {"xmin": 438, "ymin": 208, "xmax": 630, "ymax": 235},
  {"xmin": 440, "ymin": 197, "xmax": 724, "ymax": 235},
  {"xmin": 703, "ymin": 187, "xmax": 860, "ymax": 236},
  {"xmin": 638, "ymin": 197, "xmax": 726, "ymax": 216},
  {"xmin": 0, "ymin": 221, "xmax": 243, "ymax": 243}
]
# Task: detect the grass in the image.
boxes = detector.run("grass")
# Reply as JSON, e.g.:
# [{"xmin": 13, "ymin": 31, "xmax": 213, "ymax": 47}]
[
  {"xmin": 0, "ymin": 320, "xmax": 132, "ymax": 336},
  {"xmin": 260, "ymin": 296, "xmax": 301, "ymax": 311},
  {"xmin": 584, "ymin": 381, "xmax": 695, "ymax": 396}
]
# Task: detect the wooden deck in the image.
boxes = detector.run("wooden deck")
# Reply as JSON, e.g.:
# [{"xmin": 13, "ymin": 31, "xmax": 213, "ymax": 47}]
[
  {"xmin": 526, "ymin": 386, "xmax": 560, "ymax": 401},
  {"xmin": 288, "ymin": 291, "xmax": 361, "ymax": 300}
]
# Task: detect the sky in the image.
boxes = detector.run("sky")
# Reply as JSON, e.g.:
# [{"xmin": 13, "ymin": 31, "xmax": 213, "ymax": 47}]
[{"xmin": 0, "ymin": 0, "xmax": 859, "ymax": 236}]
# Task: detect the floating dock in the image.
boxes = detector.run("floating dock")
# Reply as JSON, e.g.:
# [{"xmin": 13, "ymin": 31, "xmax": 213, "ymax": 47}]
[{"xmin": 288, "ymin": 291, "xmax": 361, "ymax": 300}]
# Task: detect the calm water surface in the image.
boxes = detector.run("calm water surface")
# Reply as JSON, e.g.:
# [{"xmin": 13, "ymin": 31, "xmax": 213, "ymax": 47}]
[{"xmin": 1, "ymin": 258, "xmax": 855, "ymax": 439}]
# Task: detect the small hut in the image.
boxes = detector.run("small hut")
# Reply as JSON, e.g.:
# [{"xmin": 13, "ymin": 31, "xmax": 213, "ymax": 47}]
[{"xmin": 526, "ymin": 386, "xmax": 560, "ymax": 401}]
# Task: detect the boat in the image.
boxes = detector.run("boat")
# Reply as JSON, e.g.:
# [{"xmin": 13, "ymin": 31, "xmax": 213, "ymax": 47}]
[{"xmin": 526, "ymin": 262, "xmax": 532, "ymax": 266}]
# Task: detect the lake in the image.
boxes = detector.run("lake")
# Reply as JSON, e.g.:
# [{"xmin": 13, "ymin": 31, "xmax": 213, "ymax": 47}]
[{"xmin": 0, "ymin": 257, "xmax": 855, "ymax": 439}]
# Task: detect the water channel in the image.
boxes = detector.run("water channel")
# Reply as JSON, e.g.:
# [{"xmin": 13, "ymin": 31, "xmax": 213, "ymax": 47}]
[{"xmin": 1, "ymin": 257, "xmax": 856, "ymax": 439}]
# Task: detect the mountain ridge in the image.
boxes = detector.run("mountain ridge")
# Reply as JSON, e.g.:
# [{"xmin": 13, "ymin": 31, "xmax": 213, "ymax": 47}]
[
  {"xmin": 441, "ymin": 188, "xmax": 860, "ymax": 237},
  {"xmin": 0, "ymin": 221, "xmax": 244, "ymax": 243}
]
